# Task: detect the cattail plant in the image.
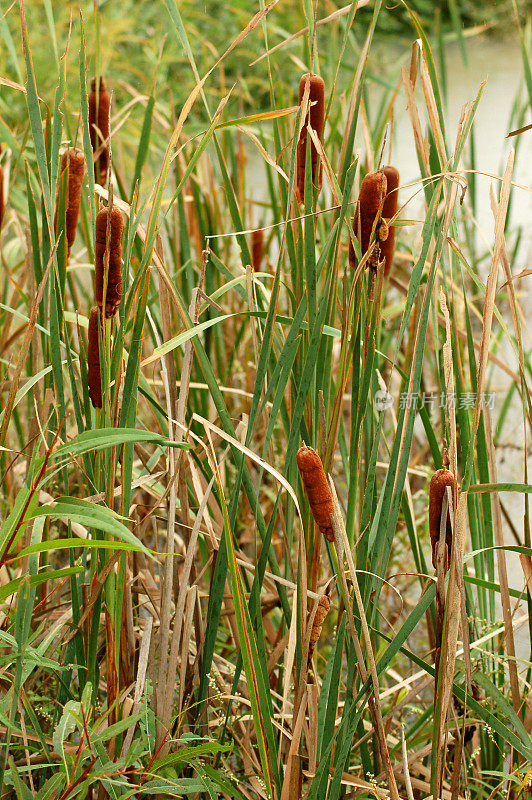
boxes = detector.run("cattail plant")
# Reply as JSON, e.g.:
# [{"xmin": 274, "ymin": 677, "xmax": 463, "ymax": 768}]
[
  {"xmin": 0, "ymin": 144, "xmax": 4, "ymax": 230},
  {"xmin": 250, "ymin": 227, "xmax": 264, "ymax": 272},
  {"xmin": 54, "ymin": 148, "xmax": 86, "ymax": 253},
  {"xmin": 89, "ymin": 77, "xmax": 111, "ymax": 185},
  {"xmin": 296, "ymin": 73, "xmax": 325, "ymax": 204},
  {"xmin": 307, "ymin": 594, "xmax": 330, "ymax": 665},
  {"xmin": 428, "ymin": 467, "xmax": 457, "ymax": 572},
  {"xmin": 296, "ymin": 445, "xmax": 335, "ymax": 542},
  {"xmin": 348, "ymin": 171, "xmax": 389, "ymax": 270},
  {"xmin": 87, "ymin": 306, "xmax": 102, "ymax": 409},
  {"xmin": 95, "ymin": 206, "xmax": 123, "ymax": 318},
  {"xmin": 381, "ymin": 166, "xmax": 399, "ymax": 275}
]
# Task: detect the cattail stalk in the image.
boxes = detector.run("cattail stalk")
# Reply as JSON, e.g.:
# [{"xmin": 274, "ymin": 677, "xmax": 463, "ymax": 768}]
[
  {"xmin": 95, "ymin": 206, "xmax": 123, "ymax": 318},
  {"xmin": 349, "ymin": 171, "xmax": 389, "ymax": 270},
  {"xmin": 54, "ymin": 148, "xmax": 86, "ymax": 253},
  {"xmin": 381, "ymin": 166, "xmax": 400, "ymax": 276},
  {"xmin": 296, "ymin": 74, "xmax": 325, "ymax": 204},
  {"xmin": 430, "ymin": 466, "xmax": 457, "ymax": 714},
  {"xmin": 428, "ymin": 467, "xmax": 457, "ymax": 572},
  {"xmin": 0, "ymin": 144, "xmax": 4, "ymax": 230},
  {"xmin": 87, "ymin": 306, "xmax": 102, "ymax": 409},
  {"xmin": 88, "ymin": 77, "xmax": 111, "ymax": 185},
  {"xmin": 296, "ymin": 445, "xmax": 335, "ymax": 542},
  {"xmin": 0, "ymin": 166, "xmax": 4, "ymax": 231}
]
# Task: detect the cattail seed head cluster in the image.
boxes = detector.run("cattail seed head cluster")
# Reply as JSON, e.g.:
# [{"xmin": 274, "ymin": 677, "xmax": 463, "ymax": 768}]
[
  {"xmin": 296, "ymin": 74, "xmax": 325, "ymax": 205},
  {"xmin": 86, "ymin": 204, "xmax": 123, "ymax": 410},
  {"xmin": 428, "ymin": 467, "xmax": 457, "ymax": 571},
  {"xmin": 95, "ymin": 206, "xmax": 123, "ymax": 318},
  {"xmin": 87, "ymin": 306, "xmax": 102, "ymax": 409},
  {"xmin": 381, "ymin": 166, "xmax": 399, "ymax": 276},
  {"xmin": 89, "ymin": 77, "xmax": 111, "ymax": 185},
  {"xmin": 349, "ymin": 170, "xmax": 389, "ymax": 270},
  {"xmin": 296, "ymin": 445, "xmax": 335, "ymax": 542},
  {"xmin": 54, "ymin": 148, "xmax": 86, "ymax": 253}
]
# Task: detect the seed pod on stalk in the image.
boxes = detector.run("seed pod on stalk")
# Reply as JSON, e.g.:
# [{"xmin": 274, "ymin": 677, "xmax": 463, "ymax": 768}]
[
  {"xmin": 251, "ymin": 228, "xmax": 264, "ymax": 272},
  {"xmin": 296, "ymin": 445, "xmax": 335, "ymax": 542},
  {"xmin": 307, "ymin": 594, "xmax": 330, "ymax": 664},
  {"xmin": 348, "ymin": 171, "xmax": 388, "ymax": 270},
  {"xmin": 296, "ymin": 73, "xmax": 325, "ymax": 205},
  {"xmin": 88, "ymin": 77, "xmax": 111, "ymax": 185},
  {"xmin": 54, "ymin": 148, "xmax": 86, "ymax": 253},
  {"xmin": 87, "ymin": 306, "xmax": 102, "ymax": 409},
  {"xmin": 381, "ymin": 166, "xmax": 399, "ymax": 276},
  {"xmin": 95, "ymin": 206, "xmax": 123, "ymax": 318},
  {"xmin": 428, "ymin": 467, "xmax": 457, "ymax": 571}
]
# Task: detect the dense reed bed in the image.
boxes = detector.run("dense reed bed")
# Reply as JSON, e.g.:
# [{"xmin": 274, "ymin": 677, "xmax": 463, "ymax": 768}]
[{"xmin": 1, "ymin": 1, "xmax": 532, "ymax": 798}]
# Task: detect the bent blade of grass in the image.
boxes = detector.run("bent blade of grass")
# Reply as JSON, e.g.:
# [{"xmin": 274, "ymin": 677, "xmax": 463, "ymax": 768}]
[
  {"xmin": 142, "ymin": 313, "xmax": 237, "ymax": 366},
  {"xmin": 26, "ymin": 501, "xmax": 150, "ymax": 555},
  {"xmin": 0, "ymin": 566, "xmax": 83, "ymax": 603}
]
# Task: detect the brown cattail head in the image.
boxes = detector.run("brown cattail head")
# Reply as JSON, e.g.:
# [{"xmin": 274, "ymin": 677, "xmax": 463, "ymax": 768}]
[
  {"xmin": 54, "ymin": 149, "xmax": 86, "ymax": 253},
  {"xmin": 348, "ymin": 171, "xmax": 388, "ymax": 269},
  {"xmin": 296, "ymin": 445, "xmax": 335, "ymax": 542},
  {"xmin": 309, "ymin": 595, "xmax": 330, "ymax": 648},
  {"xmin": 88, "ymin": 77, "xmax": 111, "ymax": 185},
  {"xmin": 381, "ymin": 166, "xmax": 399, "ymax": 276},
  {"xmin": 429, "ymin": 467, "xmax": 457, "ymax": 570},
  {"xmin": 296, "ymin": 74, "xmax": 325, "ymax": 205},
  {"xmin": 87, "ymin": 306, "xmax": 102, "ymax": 409},
  {"xmin": 308, "ymin": 594, "xmax": 330, "ymax": 664},
  {"xmin": 95, "ymin": 206, "xmax": 123, "ymax": 317},
  {"xmin": 251, "ymin": 228, "xmax": 264, "ymax": 272}
]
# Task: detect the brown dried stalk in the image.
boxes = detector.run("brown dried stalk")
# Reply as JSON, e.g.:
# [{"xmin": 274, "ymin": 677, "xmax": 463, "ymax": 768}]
[
  {"xmin": 89, "ymin": 77, "xmax": 111, "ymax": 185},
  {"xmin": 54, "ymin": 149, "xmax": 86, "ymax": 253},
  {"xmin": 296, "ymin": 73, "xmax": 325, "ymax": 204},
  {"xmin": 95, "ymin": 206, "xmax": 123, "ymax": 318},
  {"xmin": 296, "ymin": 445, "xmax": 334, "ymax": 542},
  {"xmin": 87, "ymin": 306, "xmax": 102, "ymax": 409}
]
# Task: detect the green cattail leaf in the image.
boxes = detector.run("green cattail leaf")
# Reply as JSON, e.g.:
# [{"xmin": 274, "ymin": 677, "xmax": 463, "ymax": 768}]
[
  {"xmin": 130, "ymin": 95, "xmax": 155, "ymax": 202},
  {"xmin": 17, "ymin": 537, "xmax": 147, "ymax": 559},
  {"xmin": 0, "ymin": 567, "xmax": 83, "ymax": 603}
]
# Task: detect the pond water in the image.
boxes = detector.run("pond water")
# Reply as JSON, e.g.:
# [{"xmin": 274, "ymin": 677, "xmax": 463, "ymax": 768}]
[{"xmin": 393, "ymin": 33, "xmax": 532, "ymax": 254}]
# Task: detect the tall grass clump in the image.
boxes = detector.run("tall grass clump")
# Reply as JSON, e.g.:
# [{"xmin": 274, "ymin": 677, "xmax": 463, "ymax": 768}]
[{"xmin": 0, "ymin": 1, "xmax": 532, "ymax": 798}]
